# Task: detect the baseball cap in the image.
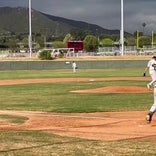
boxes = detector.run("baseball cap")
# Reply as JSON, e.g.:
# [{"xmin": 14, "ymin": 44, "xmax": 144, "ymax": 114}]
[{"xmin": 152, "ymin": 56, "xmax": 156, "ymax": 59}]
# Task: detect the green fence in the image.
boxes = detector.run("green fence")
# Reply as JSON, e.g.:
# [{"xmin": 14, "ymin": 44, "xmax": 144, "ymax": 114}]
[{"xmin": 0, "ymin": 60, "xmax": 148, "ymax": 70}]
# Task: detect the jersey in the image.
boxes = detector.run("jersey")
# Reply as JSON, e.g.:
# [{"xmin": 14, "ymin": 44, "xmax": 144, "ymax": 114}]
[
  {"xmin": 72, "ymin": 62, "xmax": 76, "ymax": 68},
  {"xmin": 147, "ymin": 59, "xmax": 156, "ymax": 73}
]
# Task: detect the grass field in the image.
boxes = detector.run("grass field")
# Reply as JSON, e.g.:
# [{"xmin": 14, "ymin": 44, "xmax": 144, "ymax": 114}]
[
  {"xmin": 0, "ymin": 81, "xmax": 152, "ymax": 112},
  {"xmin": 0, "ymin": 68, "xmax": 155, "ymax": 156},
  {"xmin": 0, "ymin": 68, "xmax": 143, "ymax": 79}
]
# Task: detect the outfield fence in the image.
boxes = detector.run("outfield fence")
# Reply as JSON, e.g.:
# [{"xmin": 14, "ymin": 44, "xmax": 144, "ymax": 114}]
[
  {"xmin": 0, "ymin": 60, "xmax": 148, "ymax": 70},
  {"xmin": 1, "ymin": 45, "xmax": 156, "ymax": 60}
]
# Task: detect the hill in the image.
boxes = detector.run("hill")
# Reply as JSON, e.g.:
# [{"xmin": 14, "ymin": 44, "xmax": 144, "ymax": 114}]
[{"xmin": 0, "ymin": 7, "xmax": 128, "ymax": 37}]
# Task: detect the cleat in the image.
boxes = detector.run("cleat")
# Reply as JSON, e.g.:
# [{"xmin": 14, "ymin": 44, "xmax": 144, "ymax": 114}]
[
  {"xmin": 146, "ymin": 113, "xmax": 153, "ymax": 123},
  {"xmin": 147, "ymin": 84, "xmax": 151, "ymax": 89}
]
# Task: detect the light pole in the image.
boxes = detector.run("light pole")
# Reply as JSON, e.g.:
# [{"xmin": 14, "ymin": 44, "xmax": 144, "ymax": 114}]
[
  {"xmin": 120, "ymin": 0, "xmax": 124, "ymax": 56},
  {"xmin": 152, "ymin": 31, "xmax": 154, "ymax": 49},
  {"xmin": 136, "ymin": 30, "xmax": 139, "ymax": 50},
  {"xmin": 96, "ymin": 29, "xmax": 99, "ymax": 51},
  {"xmin": 28, "ymin": 0, "xmax": 32, "ymax": 58}
]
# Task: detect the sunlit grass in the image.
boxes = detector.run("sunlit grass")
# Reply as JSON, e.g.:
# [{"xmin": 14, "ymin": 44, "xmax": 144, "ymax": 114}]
[
  {"xmin": 0, "ymin": 68, "xmax": 146, "ymax": 79},
  {"xmin": 0, "ymin": 80, "xmax": 152, "ymax": 112},
  {"xmin": 0, "ymin": 131, "xmax": 156, "ymax": 156},
  {"xmin": 0, "ymin": 115, "xmax": 28, "ymax": 124}
]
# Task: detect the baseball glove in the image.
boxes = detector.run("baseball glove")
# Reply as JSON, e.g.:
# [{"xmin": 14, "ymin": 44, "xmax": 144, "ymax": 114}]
[{"xmin": 143, "ymin": 73, "xmax": 146, "ymax": 77}]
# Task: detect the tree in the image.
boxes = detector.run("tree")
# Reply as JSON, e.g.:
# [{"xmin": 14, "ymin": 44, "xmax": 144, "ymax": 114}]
[
  {"xmin": 126, "ymin": 36, "xmax": 136, "ymax": 46},
  {"xmin": 84, "ymin": 35, "xmax": 98, "ymax": 52},
  {"xmin": 101, "ymin": 38, "xmax": 113, "ymax": 47},
  {"xmin": 35, "ymin": 34, "xmax": 44, "ymax": 48},
  {"xmin": 53, "ymin": 41, "xmax": 66, "ymax": 48},
  {"xmin": 22, "ymin": 37, "xmax": 28, "ymax": 48},
  {"xmin": 70, "ymin": 28, "xmax": 90, "ymax": 40},
  {"xmin": 7, "ymin": 38, "xmax": 19, "ymax": 49},
  {"xmin": 34, "ymin": 43, "xmax": 40, "ymax": 51},
  {"xmin": 138, "ymin": 36, "xmax": 151, "ymax": 48},
  {"xmin": 110, "ymin": 35, "xmax": 120, "ymax": 42},
  {"xmin": 63, "ymin": 33, "xmax": 73, "ymax": 44},
  {"xmin": 134, "ymin": 31, "xmax": 143, "ymax": 38}
]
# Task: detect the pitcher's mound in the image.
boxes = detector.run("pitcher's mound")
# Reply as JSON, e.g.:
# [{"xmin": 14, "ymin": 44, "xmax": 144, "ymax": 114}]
[{"xmin": 71, "ymin": 86, "xmax": 152, "ymax": 93}]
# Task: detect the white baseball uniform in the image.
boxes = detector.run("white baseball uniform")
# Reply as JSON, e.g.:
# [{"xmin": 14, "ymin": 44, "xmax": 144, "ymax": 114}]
[
  {"xmin": 72, "ymin": 62, "xmax": 77, "ymax": 72},
  {"xmin": 149, "ymin": 84, "xmax": 156, "ymax": 113},
  {"xmin": 147, "ymin": 58, "xmax": 156, "ymax": 86},
  {"xmin": 146, "ymin": 57, "xmax": 156, "ymax": 122}
]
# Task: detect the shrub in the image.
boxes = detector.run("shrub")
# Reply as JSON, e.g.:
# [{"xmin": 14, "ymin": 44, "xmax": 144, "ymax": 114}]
[
  {"xmin": 58, "ymin": 52, "xmax": 64, "ymax": 58},
  {"xmin": 38, "ymin": 50, "xmax": 52, "ymax": 60}
]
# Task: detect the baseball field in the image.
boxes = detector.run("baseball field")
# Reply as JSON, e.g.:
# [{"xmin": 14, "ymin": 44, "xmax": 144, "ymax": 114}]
[{"xmin": 0, "ymin": 66, "xmax": 156, "ymax": 155}]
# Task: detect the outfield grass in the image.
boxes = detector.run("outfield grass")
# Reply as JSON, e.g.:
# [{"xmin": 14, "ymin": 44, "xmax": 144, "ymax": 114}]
[
  {"xmin": 0, "ymin": 68, "xmax": 155, "ymax": 156},
  {"xmin": 0, "ymin": 68, "xmax": 145, "ymax": 79}
]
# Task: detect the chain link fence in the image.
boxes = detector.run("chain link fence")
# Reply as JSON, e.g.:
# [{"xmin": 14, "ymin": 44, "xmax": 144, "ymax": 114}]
[{"xmin": 1, "ymin": 45, "xmax": 156, "ymax": 60}]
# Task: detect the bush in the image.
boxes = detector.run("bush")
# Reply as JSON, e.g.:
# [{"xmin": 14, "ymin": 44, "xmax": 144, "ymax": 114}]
[
  {"xmin": 58, "ymin": 52, "xmax": 64, "ymax": 58},
  {"xmin": 38, "ymin": 50, "xmax": 52, "ymax": 60}
]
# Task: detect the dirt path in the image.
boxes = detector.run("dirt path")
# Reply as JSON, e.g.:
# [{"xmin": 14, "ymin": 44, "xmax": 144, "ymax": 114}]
[
  {"xmin": 0, "ymin": 77, "xmax": 154, "ymax": 141},
  {"xmin": 0, "ymin": 77, "xmax": 151, "ymax": 86},
  {"xmin": 0, "ymin": 110, "xmax": 155, "ymax": 141}
]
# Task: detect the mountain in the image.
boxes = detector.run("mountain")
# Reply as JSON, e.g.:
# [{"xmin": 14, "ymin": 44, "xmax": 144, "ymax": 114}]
[
  {"xmin": 0, "ymin": 7, "xmax": 127, "ymax": 37},
  {"xmin": 42, "ymin": 13, "xmax": 120, "ymax": 35}
]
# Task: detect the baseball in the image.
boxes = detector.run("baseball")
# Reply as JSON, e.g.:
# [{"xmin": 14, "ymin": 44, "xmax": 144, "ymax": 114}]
[{"xmin": 65, "ymin": 61, "xmax": 70, "ymax": 64}]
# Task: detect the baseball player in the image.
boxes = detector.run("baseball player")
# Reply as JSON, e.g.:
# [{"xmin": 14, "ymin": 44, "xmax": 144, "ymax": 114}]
[
  {"xmin": 143, "ymin": 56, "xmax": 156, "ymax": 89},
  {"xmin": 146, "ymin": 82, "xmax": 156, "ymax": 123},
  {"xmin": 72, "ymin": 61, "xmax": 77, "ymax": 72}
]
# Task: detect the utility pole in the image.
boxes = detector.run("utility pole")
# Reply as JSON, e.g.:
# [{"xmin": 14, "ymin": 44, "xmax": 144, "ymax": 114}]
[{"xmin": 29, "ymin": 0, "xmax": 32, "ymax": 58}]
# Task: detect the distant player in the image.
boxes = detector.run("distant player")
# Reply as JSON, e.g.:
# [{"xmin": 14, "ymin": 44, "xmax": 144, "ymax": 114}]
[
  {"xmin": 143, "ymin": 56, "xmax": 156, "ymax": 89},
  {"xmin": 72, "ymin": 61, "xmax": 77, "ymax": 72}
]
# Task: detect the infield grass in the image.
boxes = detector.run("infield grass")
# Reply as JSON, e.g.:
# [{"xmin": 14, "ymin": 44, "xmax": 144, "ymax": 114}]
[
  {"xmin": 0, "ymin": 131, "xmax": 156, "ymax": 156},
  {"xmin": 0, "ymin": 80, "xmax": 152, "ymax": 112},
  {"xmin": 0, "ymin": 114, "xmax": 28, "ymax": 124}
]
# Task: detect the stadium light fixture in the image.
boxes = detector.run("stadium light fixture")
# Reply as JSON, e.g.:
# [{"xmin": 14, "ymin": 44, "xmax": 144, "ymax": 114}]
[
  {"xmin": 120, "ymin": 0, "xmax": 124, "ymax": 56},
  {"xmin": 28, "ymin": 0, "xmax": 32, "ymax": 58}
]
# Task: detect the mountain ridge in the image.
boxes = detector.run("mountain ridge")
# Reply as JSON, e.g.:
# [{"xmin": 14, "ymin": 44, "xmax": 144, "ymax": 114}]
[{"xmin": 0, "ymin": 7, "xmax": 129, "ymax": 37}]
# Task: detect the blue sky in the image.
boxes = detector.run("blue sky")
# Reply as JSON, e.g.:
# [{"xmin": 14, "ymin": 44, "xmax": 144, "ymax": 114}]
[{"xmin": 0, "ymin": 0, "xmax": 156, "ymax": 34}]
